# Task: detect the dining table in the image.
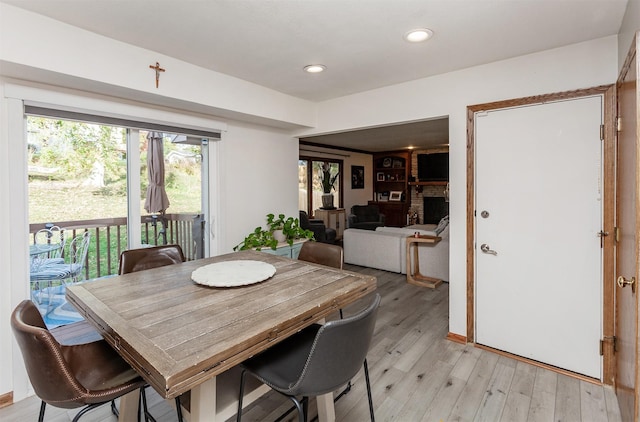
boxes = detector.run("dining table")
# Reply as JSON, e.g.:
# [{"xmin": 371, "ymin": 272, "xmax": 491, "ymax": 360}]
[{"xmin": 66, "ymin": 249, "xmax": 377, "ymax": 421}]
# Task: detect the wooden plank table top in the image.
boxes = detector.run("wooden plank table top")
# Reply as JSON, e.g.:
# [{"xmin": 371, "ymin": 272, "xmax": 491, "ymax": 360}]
[{"xmin": 66, "ymin": 250, "xmax": 377, "ymax": 420}]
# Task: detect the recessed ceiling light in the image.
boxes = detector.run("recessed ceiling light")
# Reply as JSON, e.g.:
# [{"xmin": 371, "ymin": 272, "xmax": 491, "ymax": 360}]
[
  {"xmin": 304, "ymin": 64, "xmax": 326, "ymax": 73},
  {"xmin": 404, "ymin": 28, "xmax": 433, "ymax": 43}
]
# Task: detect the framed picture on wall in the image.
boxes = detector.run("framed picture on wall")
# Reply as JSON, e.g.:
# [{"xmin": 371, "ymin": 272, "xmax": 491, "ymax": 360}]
[
  {"xmin": 351, "ymin": 165, "xmax": 364, "ymax": 189},
  {"xmin": 389, "ymin": 191, "xmax": 402, "ymax": 201},
  {"xmin": 377, "ymin": 172, "xmax": 385, "ymax": 181}
]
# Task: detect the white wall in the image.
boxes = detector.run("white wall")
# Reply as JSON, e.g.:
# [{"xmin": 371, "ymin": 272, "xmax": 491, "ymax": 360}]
[
  {"xmin": 0, "ymin": 83, "xmax": 15, "ymax": 402},
  {"xmin": 618, "ymin": 0, "xmax": 639, "ymax": 69},
  {"xmin": 219, "ymin": 121, "xmax": 300, "ymax": 251},
  {"xmin": 300, "ymin": 36, "xmax": 619, "ymax": 337},
  {"xmin": 0, "ymin": 3, "xmax": 316, "ymax": 130}
]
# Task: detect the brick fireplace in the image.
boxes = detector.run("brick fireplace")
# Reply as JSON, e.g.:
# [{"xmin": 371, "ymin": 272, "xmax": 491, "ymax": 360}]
[{"xmin": 423, "ymin": 196, "xmax": 449, "ymax": 224}]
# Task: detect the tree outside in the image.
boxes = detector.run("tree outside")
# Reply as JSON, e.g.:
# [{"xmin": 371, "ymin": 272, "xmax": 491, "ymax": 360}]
[{"xmin": 27, "ymin": 116, "xmax": 203, "ymax": 277}]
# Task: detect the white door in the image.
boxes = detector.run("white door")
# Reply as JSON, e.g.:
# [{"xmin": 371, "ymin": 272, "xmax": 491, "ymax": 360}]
[{"xmin": 475, "ymin": 96, "xmax": 603, "ymax": 379}]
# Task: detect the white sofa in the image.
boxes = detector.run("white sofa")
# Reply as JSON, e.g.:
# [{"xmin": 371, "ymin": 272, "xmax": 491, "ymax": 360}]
[{"xmin": 343, "ymin": 216, "xmax": 449, "ymax": 281}]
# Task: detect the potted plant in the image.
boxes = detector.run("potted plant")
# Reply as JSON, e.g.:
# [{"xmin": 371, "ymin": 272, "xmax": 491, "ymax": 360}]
[
  {"xmin": 320, "ymin": 162, "xmax": 339, "ymax": 210},
  {"xmin": 233, "ymin": 213, "xmax": 315, "ymax": 251}
]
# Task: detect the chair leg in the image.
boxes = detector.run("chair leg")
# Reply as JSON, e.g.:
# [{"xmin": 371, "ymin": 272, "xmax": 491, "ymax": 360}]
[
  {"xmin": 38, "ymin": 401, "xmax": 46, "ymax": 422},
  {"xmin": 71, "ymin": 403, "xmax": 103, "ymax": 422},
  {"xmin": 236, "ymin": 369, "xmax": 247, "ymax": 422},
  {"xmin": 175, "ymin": 396, "xmax": 184, "ymax": 422},
  {"xmin": 364, "ymin": 359, "xmax": 375, "ymax": 422},
  {"xmin": 140, "ymin": 386, "xmax": 157, "ymax": 422},
  {"xmin": 286, "ymin": 395, "xmax": 305, "ymax": 422}
]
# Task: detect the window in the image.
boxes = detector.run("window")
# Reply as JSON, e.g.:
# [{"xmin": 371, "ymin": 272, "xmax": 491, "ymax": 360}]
[
  {"xmin": 298, "ymin": 157, "xmax": 342, "ymax": 215},
  {"xmin": 26, "ymin": 114, "xmax": 211, "ymax": 281}
]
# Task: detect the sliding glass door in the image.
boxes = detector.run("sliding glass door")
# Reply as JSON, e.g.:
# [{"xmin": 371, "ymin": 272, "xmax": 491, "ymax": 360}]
[{"xmin": 27, "ymin": 115, "xmax": 211, "ymax": 282}]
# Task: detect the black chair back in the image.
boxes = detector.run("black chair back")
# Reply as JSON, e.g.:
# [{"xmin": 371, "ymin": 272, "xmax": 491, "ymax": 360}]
[{"xmin": 286, "ymin": 294, "xmax": 380, "ymax": 396}]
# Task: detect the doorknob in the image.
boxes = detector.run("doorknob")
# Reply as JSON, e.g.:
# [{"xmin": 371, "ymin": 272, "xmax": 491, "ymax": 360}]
[
  {"xmin": 617, "ymin": 276, "xmax": 636, "ymax": 294},
  {"xmin": 480, "ymin": 244, "xmax": 498, "ymax": 256}
]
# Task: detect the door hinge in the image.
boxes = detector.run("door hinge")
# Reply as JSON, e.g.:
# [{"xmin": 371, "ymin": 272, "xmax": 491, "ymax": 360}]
[
  {"xmin": 600, "ymin": 336, "xmax": 617, "ymax": 355},
  {"xmin": 614, "ymin": 226, "xmax": 620, "ymax": 243},
  {"xmin": 616, "ymin": 117, "xmax": 622, "ymax": 131},
  {"xmin": 600, "ymin": 124, "xmax": 604, "ymax": 140},
  {"xmin": 597, "ymin": 230, "xmax": 608, "ymax": 248}
]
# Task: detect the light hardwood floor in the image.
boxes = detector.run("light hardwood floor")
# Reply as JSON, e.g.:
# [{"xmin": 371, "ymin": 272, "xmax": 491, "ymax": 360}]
[{"xmin": 2, "ymin": 265, "xmax": 622, "ymax": 422}]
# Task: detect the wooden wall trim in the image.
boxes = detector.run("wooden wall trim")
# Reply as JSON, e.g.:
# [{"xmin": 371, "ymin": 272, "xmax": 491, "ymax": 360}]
[
  {"xmin": 446, "ymin": 332, "xmax": 467, "ymax": 344},
  {"xmin": 601, "ymin": 85, "xmax": 617, "ymax": 385},
  {"xmin": 0, "ymin": 392, "xmax": 13, "ymax": 409},
  {"xmin": 466, "ymin": 85, "xmax": 615, "ymax": 380},
  {"xmin": 475, "ymin": 344, "xmax": 603, "ymax": 386}
]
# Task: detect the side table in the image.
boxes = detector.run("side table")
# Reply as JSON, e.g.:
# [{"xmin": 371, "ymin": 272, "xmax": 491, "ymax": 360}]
[{"xmin": 405, "ymin": 235, "xmax": 442, "ymax": 288}]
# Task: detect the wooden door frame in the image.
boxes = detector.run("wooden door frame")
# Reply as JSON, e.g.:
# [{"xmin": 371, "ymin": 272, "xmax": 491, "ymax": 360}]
[
  {"xmin": 614, "ymin": 32, "xmax": 639, "ymax": 421},
  {"xmin": 466, "ymin": 85, "xmax": 616, "ymax": 383}
]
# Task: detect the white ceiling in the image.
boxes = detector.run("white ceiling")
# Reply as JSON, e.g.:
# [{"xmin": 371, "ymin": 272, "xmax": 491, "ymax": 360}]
[{"xmin": 1, "ymin": 0, "xmax": 628, "ymax": 152}]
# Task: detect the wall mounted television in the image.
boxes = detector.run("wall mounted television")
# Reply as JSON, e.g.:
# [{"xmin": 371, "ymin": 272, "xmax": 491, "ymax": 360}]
[{"xmin": 417, "ymin": 152, "xmax": 449, "ymax": 181}]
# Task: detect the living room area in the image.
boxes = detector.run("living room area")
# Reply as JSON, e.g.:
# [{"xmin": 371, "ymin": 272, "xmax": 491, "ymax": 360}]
[{"xmin": 299, "ymin": 124, "xmax": 450, "ymax": 284}]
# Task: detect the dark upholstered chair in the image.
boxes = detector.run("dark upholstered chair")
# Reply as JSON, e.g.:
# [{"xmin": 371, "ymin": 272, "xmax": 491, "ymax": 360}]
[
  {"xmin": 297, "ymin": 241, "xmax": 343, "ymax": 270},
  {"xmin": 236, "ymin": 294, "xmax": 380, "ymax": 422},
  {"xmin": 119, "ymin": 244, "xmax": 187, "ymax": 421},
  {"xmin": 11, "ymin": 300, "xmax": 147, "ymax": 422},
  {"xmin": 118, "ymin": 244, "xmax": 186, "ymax": 274},
  {"xmin": 299, "ymin": 211, "xmax": 336, "ymax": 244},
  {"xmin": 348, "ymin": 205, "xmax": 385, "ymax": 230}
]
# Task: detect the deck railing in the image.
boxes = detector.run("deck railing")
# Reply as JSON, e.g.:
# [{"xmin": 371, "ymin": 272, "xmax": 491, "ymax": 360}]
[{"xmin": 29, "ymin": 213, "xmax": 204, "ymax": 280}]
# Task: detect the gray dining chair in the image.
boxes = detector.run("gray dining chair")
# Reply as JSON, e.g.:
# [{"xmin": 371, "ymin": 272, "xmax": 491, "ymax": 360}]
[
  {"xmin": 297, "ymin": 240, "xmax": 357, "ymax": 402},
  {"xmin": 236, "ymin": 293, "xmax": 380, "ymax": 422}
]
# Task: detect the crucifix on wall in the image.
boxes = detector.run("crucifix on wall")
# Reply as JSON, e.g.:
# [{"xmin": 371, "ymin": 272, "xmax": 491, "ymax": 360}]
[{"xmin": 149, "ymin": 62, "xmax": 165, "ymax": 88}]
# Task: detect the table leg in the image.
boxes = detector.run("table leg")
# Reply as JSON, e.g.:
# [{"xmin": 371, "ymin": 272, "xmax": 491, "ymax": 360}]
[
  {"xmin": 317, "ymin": 392, "xmax": 336, "ymax": 422},
  {"xmin": 118, "ymin": 389, "xmax": 140, "ymax": 422},
  {"xmin": 190, "ymin": 376, "xmax": 218, "ymax": 421}
]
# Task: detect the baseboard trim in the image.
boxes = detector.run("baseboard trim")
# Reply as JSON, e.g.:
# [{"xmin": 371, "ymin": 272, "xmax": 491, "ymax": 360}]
[
  {"xmin": 0, "ymin": 392, "xmax": 13, "ymax": 409},
  {"xmin": 475, "ymin": 343, "xmax": 602, "ymax": 385},
  {"xmin": 446, "ymin": 332, "xmax": 467, "ymax": 344}
]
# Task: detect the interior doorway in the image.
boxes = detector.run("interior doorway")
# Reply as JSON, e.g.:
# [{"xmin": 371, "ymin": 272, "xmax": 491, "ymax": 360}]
[{"xmin": 466, "ymin": 85, "xmax": 616, "ymax": 381}]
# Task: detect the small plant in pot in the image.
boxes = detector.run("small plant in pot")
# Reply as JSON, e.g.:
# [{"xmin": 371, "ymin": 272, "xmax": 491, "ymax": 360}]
[{"xmin": 233, "ymin": 213, "xmax": 315, "ymax": 251}]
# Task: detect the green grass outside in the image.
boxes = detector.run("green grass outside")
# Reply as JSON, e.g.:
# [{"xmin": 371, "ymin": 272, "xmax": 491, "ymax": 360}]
[{"xmin": 30, "ymin": 173, "xmax": 201, "ymax": 279}]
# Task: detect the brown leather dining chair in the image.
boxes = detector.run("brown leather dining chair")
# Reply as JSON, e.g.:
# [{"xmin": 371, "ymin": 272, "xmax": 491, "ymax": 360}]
[
  {"xmin": 118, "ymin": 244, "xmax": 186, "ymax": 275},
  {"xmin": 297, "ymin": 241, "xmax": 343, "ymax": 270},
  {"xmin": 11, "ymin": 299, "xmax": 148, "ymax": 422},
  {"xmin": 118, "ymin": 244, "xmax": 187, "ymax": 421},
  {"xmin": 45, "ymin": 244, "xmax": 187, "ymax": 421}
]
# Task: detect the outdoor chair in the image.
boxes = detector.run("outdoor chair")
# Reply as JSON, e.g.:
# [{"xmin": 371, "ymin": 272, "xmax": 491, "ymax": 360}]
[
  {"xmin": 32, "ymin": 225, "xmax": 66, "ymax": 261},
  {"xmin": 236, "ymin": 294, "xmax": 380, "ymax": 422},
  {"xmin": 30, "ymin": 232, "xmax": 91, "ymax": 312},
  {"xmin": 10, "ymin": 300, "xmax": 148, "ymax": 422}
]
